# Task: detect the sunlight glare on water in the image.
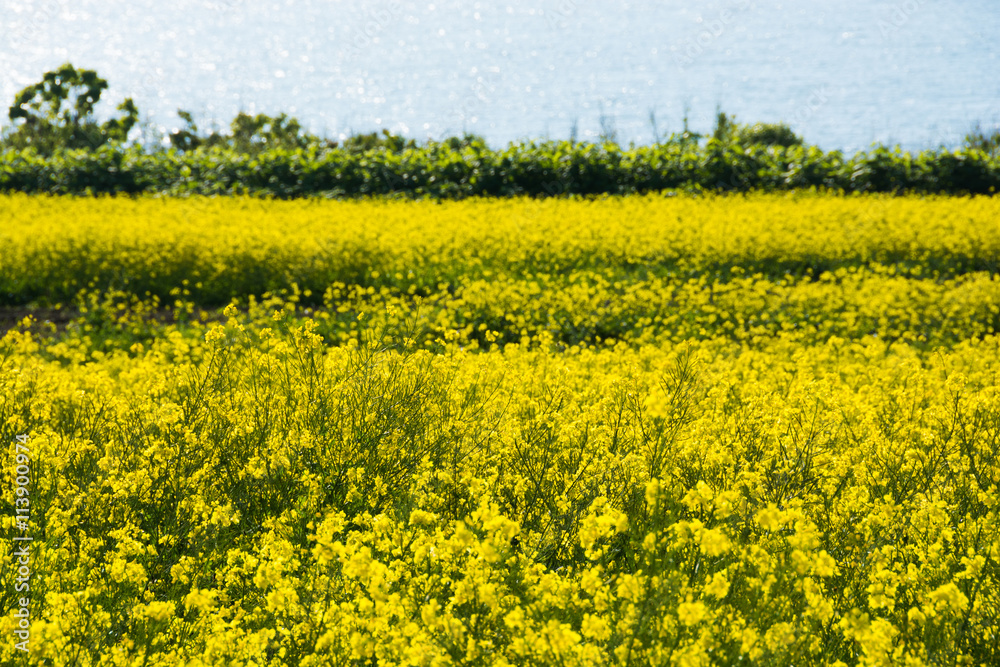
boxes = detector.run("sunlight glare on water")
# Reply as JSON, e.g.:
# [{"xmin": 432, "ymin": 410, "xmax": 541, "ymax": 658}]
[{"xmin": 0, "ymin": 0, "xmax": 997, "ymax": 151}]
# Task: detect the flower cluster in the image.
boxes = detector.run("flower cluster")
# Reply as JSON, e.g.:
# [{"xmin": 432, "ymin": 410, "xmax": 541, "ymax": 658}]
[{"xmin": 0, "ymin": 194, "xmax": 998, "ymax": 665}]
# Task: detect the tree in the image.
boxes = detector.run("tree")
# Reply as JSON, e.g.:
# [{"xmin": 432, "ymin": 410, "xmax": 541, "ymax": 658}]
[
  {"xmin": 169, "ymin": 110, "xmax": 318, "ymax": 153},
  {"xmin": 230, "ymin": 112, "xmax": 310, "ymax": 152},
  {"xmin": 168, "ymin": 110, "xmax": 225, "ymax": 152},
  {"xmin": 4, "ymin": 63, "xmax": 139, "ymax": 153}
]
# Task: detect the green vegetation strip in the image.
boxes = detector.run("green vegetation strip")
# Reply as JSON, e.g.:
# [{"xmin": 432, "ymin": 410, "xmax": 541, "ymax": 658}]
[{"xmin": 1, "ymin": 141, "xmax": 998, "ymax": 197}]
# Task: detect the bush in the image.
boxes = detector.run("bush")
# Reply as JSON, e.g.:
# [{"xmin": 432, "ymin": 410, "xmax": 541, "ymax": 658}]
[
  {"xmin": 734, "ymin": 122, "xmax": 803, "ymax": 148},
  {"xmin": 2, "ymin": 140, "xmax": 996, "ymax": 198},
  {"xmin": 965, "ymin": 123, "xmax": 1000, "ymax": 157},
  {"xmin": 712, "ymin": 112, "xmax": 803, "ymax": 148}
]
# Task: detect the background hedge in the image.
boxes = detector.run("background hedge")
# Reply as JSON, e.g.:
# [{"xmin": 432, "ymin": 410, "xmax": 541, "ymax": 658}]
[{"xmin": 1, "ymin": 139, "xmax": 997, "ymax": 198}]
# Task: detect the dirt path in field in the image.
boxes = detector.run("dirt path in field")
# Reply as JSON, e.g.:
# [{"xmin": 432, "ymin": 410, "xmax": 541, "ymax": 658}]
[
  {"xmin": 0, "ymin": 307, "xmax": 78, "ymax": 335},
  {"xmin": 0, "ymin": 306, "xmax": 225, "ymax": 336}
]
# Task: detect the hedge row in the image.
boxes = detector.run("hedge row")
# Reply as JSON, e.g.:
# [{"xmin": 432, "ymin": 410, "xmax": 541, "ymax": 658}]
[{"xmin": 1, "ymin": 139, "xmax": 997, "ymax": 198}]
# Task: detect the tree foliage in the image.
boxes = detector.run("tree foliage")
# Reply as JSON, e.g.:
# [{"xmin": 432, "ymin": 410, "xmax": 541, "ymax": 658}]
[
  {"xmin": 169, "ymin": 110, "xmax": 318, "ymax": 153},
  {"xmin": 4, "ymin": 63, "xmax": 138, "ymax": 154},
  {"xmin": 965, "ymin": 123, "xmax": 1000, "ymax": 157}
]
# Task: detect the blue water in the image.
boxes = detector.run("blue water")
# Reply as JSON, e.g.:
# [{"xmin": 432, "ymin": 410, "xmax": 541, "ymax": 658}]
[{"xmin": 2, "ymin": 0, "xmax": 998, "ymax": 153}]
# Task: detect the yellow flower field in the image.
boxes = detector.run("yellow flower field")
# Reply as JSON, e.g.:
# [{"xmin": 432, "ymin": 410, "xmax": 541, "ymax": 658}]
[{"xmin": 0, "ymin": 194, "xmax": 998, "ymax": 666}]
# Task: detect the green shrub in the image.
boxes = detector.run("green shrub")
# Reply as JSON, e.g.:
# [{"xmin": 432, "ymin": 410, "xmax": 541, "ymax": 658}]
[
  {"xmin": 965, "ymin": 123, "xmax": 1000, "ymax": 157},
  {"xmin": 712, "ymin": 112, "xmax": 803, "ymax": 148},
  {"xmin": 734, "ymin": 122, "xmax": 803, "ymax": 147},
  {"xmin": 0, "ymin": 141, "xmax": 997, "ymax": 198}
]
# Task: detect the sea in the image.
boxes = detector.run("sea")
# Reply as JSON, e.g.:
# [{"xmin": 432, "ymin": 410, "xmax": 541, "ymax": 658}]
[{"xmin": 1, "ymin": 0, "xmax": 997, "ymax": 153}]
